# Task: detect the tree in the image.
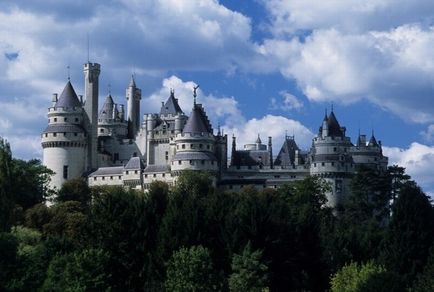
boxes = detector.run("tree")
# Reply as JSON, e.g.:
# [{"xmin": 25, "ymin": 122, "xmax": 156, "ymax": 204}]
[
  {"xmin": 10, "ymin": 159, "xmax": 54, "ymax": 209},
  {"xmin": 0, "ymin": 138, "xmax": 13, "ymax": 231},
  {"xmin": 56, "ymin": 177, "xmax": 91, "ymax": 207},
  {"xmin": 413, "ymin": 246, "xmax": 434, "ymax": 291},
  {"xmin": 228, "ymin": 242, "xmax": 268, "ymax": 292},
  {"xmin": 5, "ymin": 226, "xmax": 50, "ymax": 291},
  {"xmin": 382, "ymin": 182, "xmax": 434, "ymax": 286},
  {"xmin": 330, "ymin": 261, "xmax": 404, "ymax": 292},
  {"xmin": 0, "ymin": 232, "xmax": 18, "ymax": 290},
  {"xmin": 88, "ymin": 186, "xmax": 148, "ymax": 290},
  {"xmin": 165, "ymin": 245, "xmax": 219, "ymax": 292},
  {"xmin": 41, "ymin": 248, "xmax": 111, "ymax": 291},
  {"xmin": 388, "ymin": 165, "xmax": 411, "ymax": 203},
  {"xmin": 43, "ymin": 201, "xmax": 87, "ymax": 243}
]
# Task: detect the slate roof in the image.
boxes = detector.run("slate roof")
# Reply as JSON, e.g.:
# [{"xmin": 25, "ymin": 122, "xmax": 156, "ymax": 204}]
[
  {"xmin": 160, "ymin": 91, "xmax": 183, "ymax": 115},
  {"xmin": 43, "ymin": 124, "xmax": 85, "ymax": 134},
  {"xmin": 99, "ymin": 95, "xmax": 115, "ymax": 119},
  {"xmin": 327, "ymin": 111, "xmax": 344, "ymax": 137},
  {"xmin": 124, "ymin": 156, "xmax": 145, "ymax": 170},
  {"xmin": 173, "ymin": 151, "xmax": 217, "ymax": 161},
  {"xmin": 89, "ymin": 166, "xmax": 124, "ymax": 176},
  {"xmin": 274, "ymin": 137, "xmax": 300, "ymax": 166},
  {"xmin": 55, "ymin": 81, "xmax": 82, "ymax": 108},
  {"xmin": 368, "ymin": 134, "xmax": 379, "ymax": 147},
  {"xmin": 143, "ymin": 164, "xmax": 170, "ymax": 173},
  {"xmin": 231, "ymin": 150, "xmax": 270, "ymax": 167},
  {"xmin": 183, "ymin": 104, "xmax": 213, "ymax": 134}
]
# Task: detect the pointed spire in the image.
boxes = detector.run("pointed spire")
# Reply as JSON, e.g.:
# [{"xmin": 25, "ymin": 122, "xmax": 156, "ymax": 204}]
[
  {"xmin": 129, "ymin": 74, "xmax": 136, "ymax": 87},
  {"xmin": 368, "ymin": 129, "xmax": 379, "ymax": 147},
  {"xmin": 256, "ymin": 134, "xmax": 262, "ymax": 144},
  {"xmin": 323, "ymin": 108, "xmax": 328, "ymax": 121},
  {"xmin": 56, "ymin": 81, "xmax": 81, "ymax": 108}
]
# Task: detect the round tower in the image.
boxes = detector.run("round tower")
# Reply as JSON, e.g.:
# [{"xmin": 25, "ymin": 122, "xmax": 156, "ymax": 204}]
[
  {"xmin": 171, "ymin": 103, "xmax": 218, "ymax": 173},
  {"xmin": 310, "ymin": 110, "xmax": 354, "ymax": 207},
  {"xmin": 41, "ymin": 81, "xmax": 87, "ymax": 190}
]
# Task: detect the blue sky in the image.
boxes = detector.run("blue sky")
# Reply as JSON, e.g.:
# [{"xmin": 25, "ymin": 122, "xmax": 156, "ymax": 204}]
[{"xmin": 0, "ymin": 0, "xmax": 434, "ymax": 195}]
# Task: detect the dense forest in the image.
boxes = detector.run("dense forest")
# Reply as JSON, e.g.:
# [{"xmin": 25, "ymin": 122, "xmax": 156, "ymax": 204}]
[{"xmin": 1, "ymin": 137, "xmax": 434, "ymax": 292}]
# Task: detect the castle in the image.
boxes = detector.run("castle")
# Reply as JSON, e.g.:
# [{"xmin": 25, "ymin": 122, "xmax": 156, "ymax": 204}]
[{"xmin": 41, "ymin": 62, "xmax": 388, "ymax": 207}]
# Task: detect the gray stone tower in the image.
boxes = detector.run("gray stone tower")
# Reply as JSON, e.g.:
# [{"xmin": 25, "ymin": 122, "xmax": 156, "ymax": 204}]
[
  {"xmin": 83, "ymin": 62, "xmax": 101, "ymax": 170},
  {"xmin": 126, "ymin": 76, "xmax": 142, "ymax": 138},
  {"xmin": 41, "ymin": 81, "xmax": 87, "ymax": 189},
  {"xmin": 310, "ymin": 110, "xmax": 354, "ymax": 207}
]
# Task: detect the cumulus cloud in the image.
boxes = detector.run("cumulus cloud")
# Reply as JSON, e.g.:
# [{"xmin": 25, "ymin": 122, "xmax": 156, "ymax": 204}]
[
  {"xmin": 383, "ymin": 143, "xmax": 434, "ymax": 195},
  {"xmin": 257, "ymin": 25, "xmax": 434, "ymax": 123},
  {"xmin": 270, "ymin": 90, "xmax": 303, "ymax": 111},
  {"xmin": 263, "ymin": 0, "xmax": 434, "ymax": 35},
  {"xmin": 144, "ymin": 75, "xmax": 244, "ymax": 128},
  {"xmin": 224, "ymin": 115, "xmax": 314, "ymax": 154}
]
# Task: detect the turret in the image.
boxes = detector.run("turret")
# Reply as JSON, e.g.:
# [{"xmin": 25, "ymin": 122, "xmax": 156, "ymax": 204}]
[
  {"xmin": 268, "ymin": 136, "xmax": 273, "ymax": 169},
  {"xmin": 126, "ymin": 75, "xmax": 141, "ymax": 138},
  {"xmin": 311, "ymin": 109, "xmax": 354, "ymax": 207},
  {"xmin": 51, "ymin": 93, "xmax": 58, "ymax": 107},
  {"xmin": 83, "ymin": 62, "xmax": 101, "ymax": 170},
  {"xmin": 118, "ymin": 104, "xmax": 125, "ymax": 121},
  {"xmin": 42, "ymin": 81, "xmax": 87, "ymax": 190}
]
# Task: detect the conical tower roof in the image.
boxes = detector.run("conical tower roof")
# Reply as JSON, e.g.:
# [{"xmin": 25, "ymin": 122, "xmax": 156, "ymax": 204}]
[
  {"xmin": 129, "ymin": 75, "xmax": 136, "ymax": 87},
  {"xmin": 256, "ymin": 134, "xmax": 262, "ymax": 144},
  {"xmin": 183, "ymin": 104, "xmax": 212, "ymax": 134},
  {"xmin": 55, "ymin": 81, "xmax": 81, "ymax": 108},
  {"xmin": 99, "ymin": 95, "xmax": 114, "ymax": 119},
  {"xmin": 326, "ymin": 111, "xmax": 343, "ymax": 137},
  {"xmin": 368, "ymin": 133, "xmax": 379, "ymax": 147},
  {"xmin": 160, "ymin": 90, "xmax": 183, "ymax": 115}
]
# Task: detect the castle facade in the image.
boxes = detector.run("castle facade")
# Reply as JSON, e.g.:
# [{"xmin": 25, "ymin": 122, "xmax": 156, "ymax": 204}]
[{"xmin": 41, "ymin": 62, "xmax": 388, "ymax": 207}]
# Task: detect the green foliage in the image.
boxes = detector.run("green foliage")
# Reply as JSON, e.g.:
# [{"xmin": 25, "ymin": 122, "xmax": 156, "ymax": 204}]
[
  {"xmin": 24, "ymin": 203, "xmax": 53, "ymax": 231},
  {"xmin": 165, "ymin": 245, "xmax": 219, "ymax": 292},
  {"xmin": 56, "ymin": 177, "xmax": 91, "ymax": 207},
  {"xmin": 10, "ymin": 159, "xmax": 54, "ymax": 209},
  {"xmin": 413, "ymin": 246, "xmax": 434, "ymax": 291},
  {"xmin": 43, "ymin": 201, "xmax": 87, "ymax": 243},
  {"xmin": 88, "ymin": 186, "xmax": 148, "ymax": 289},
  {"xmin": 322, "ymin": 166, "xmax": 392, "ymax": 271},
  {"xmin": 6, "ymin": 226, "xmax": 50, "ymax": 291},
  {"xmin": 0, "ymin": 232, "xmax": 18, "ymax": 290},
  {"xmin": 42, "ymin": 248, "xmax": 111, "ymax": 291},
  {"xmin": 330, "ymin": 261, "xmax": 403, "ymax": 292},
  {"xmin": 382, "ymin": 182, "xmax": 434, "ymax": 285},
  {"xmin": 228, "ymin": 242, "xmax": 268, "ymax": 292},
  {"xmin": 0, "ymin": 138, "xmax": 13, "ymax": 231},
  {"xmin": 388, "ymin": 165, "xmax": 411, "ymax": 202}
]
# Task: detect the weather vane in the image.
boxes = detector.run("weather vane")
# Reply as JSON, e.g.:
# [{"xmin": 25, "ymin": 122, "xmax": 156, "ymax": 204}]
[{"xmin": 193, "ymin": 84, "xmax": 200, "ymax": 105}]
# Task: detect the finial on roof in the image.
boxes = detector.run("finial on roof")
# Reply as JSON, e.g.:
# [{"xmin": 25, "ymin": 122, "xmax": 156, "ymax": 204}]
[
  {"xmin": 331, "ymin": 102, "xmax": 334, "ymax": 112},
  {"xmin": 129, "ymin": 74, "xmax": 136, "ymax": 87},
  {"xmin": 87, "ymin": 32, "xmax": 90, "ymax": 63},
  {"xmin": 217, "ymin": 122, "xmax": 221, "ymax": 136},
  {"xmin": 108, "ymin": 83, "xmax": 111, "ymax": 95},
  {"xmin": 67, "ymin": 65, "xmax": 70, "ymax": 81},
  {"xmin": 193, "ymin": 84, "xmax": 200, "ymax": 106},
  {"xmin": 170, "ymin": 88, "xmax": 175, "ymax": 96}
]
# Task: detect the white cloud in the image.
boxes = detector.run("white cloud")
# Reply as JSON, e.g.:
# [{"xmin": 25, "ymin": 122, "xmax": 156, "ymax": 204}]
[
  {"xmin": 263, "ymin": 0, "xmax": 434, "ymax": 35},
  {"xmin": 420, "ymin": 125, "xmax": 434, "ymax": 143},
  {"xmin": 384, "ymin": 143, "xmax": 434, "ymax": 195},
  {"xmin": 143, "ymin": 75, "xmax": 243, "ymax": 128},
  {"xmin": 224, "ymin": 115, "xmax": 314, "ymax": 154},
  {"xmin": 257, "ymin": 25, "xmax": 434, "ymax": 123},
  {"xmin": 270, "ymin": 90, "xmax": 303, "ymax": 111}
]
